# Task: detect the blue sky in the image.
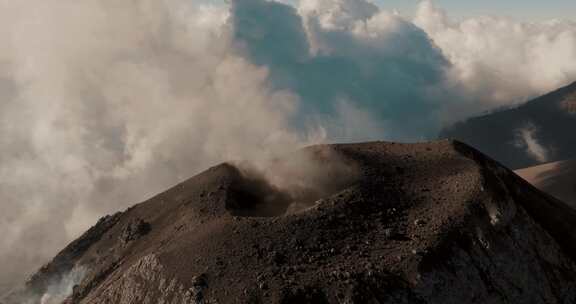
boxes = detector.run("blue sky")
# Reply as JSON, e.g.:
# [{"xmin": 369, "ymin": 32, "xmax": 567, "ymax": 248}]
[{"xmin": 374, "ymin": 0, "xmax": 576, "ymax": 21}]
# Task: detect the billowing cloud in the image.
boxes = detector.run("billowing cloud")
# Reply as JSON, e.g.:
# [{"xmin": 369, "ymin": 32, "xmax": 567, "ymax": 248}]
[
  {"xmin": 415, "ymin": 0, "xmax": 576, "ymax": 109},
  {"xmin": 1, "ymin": 0, "xmax": 576, "ymax": 294},
  {"xmin": 232, "ymin": 0, "xmax": 451, "ymax": 140}
]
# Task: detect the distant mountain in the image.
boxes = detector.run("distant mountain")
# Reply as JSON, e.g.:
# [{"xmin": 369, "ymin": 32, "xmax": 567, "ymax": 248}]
[
  {"xmin": 441, "ymin": 81, "xmax": 576, "ymax": 169},
  {"xmin": 516, "ymin": 158, "xmax": 576, "ymax": 208},
  {"xmin": 5, "ymin": 141, "xmax": 576, "ymax": 303}
]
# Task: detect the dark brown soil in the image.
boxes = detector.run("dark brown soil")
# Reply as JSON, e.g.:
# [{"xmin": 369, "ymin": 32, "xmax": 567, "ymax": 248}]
[{"xmin": 6, "ymin": 140, "xmax": 576, "ymax": 304}]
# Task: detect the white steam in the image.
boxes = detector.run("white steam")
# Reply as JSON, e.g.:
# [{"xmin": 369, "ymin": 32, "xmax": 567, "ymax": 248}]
[
  {"xmin": 0, "ymin": 0, "xmax": 575, "ymax": 293},
  {"xmin": 38, "ymin": 267, "xmax": 86, "ymax": 304},
  {"xmin": 514, "ymin": 124, "xmax": 551, "ymax": 163}
]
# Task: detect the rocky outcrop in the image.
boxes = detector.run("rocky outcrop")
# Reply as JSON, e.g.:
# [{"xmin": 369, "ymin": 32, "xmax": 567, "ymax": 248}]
[{"xmin": 7, "ymin": 140, "xmax": 576, "ymax": 303}]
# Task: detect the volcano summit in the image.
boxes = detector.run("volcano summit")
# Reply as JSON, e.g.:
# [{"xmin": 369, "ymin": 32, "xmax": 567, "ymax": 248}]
[{"xmin": 5, "ymin": 140, "xmax": 576, "ymax": 304}]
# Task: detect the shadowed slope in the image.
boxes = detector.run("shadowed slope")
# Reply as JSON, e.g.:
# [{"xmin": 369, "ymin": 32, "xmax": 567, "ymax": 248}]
[{"xmin": 441, "ymin": 81, "xmax": 576, "ymax": 169}]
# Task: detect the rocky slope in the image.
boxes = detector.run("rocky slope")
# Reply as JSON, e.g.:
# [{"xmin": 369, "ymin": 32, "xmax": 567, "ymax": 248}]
[
  {"xmin": 5, "ymin": 140, "xmax": 576, "ymax": 303},
  {"xmin": 516, "ymin": 158, "xmax": 576, "ymax": 208},
  {"xmin": 441, "ymin": 81, "xmax": 576, "ymax": 169}
]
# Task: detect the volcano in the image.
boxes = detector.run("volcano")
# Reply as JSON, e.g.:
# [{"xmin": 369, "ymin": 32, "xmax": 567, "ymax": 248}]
[{"xmin": 4, "ymin": 140, "xmax": 576, "ymax": 303}]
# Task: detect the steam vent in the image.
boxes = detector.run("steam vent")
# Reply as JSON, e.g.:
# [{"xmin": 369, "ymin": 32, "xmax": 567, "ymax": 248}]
[{"xmin": 5, "ymin": 140, "xmax": 576, "ymax": 303}]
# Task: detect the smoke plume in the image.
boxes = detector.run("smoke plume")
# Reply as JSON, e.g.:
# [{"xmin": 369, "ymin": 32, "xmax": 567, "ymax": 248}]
[
  {"xmin": 38, "ymin": 267, "xmax": 86, "ymax": 304},
  {"xmin": 0, "ymin": 0, "xmax": 575, "ymax": 293},
  {"xmin": 514, "ymin": 124, "xmax": 551, "ymax": 163}
]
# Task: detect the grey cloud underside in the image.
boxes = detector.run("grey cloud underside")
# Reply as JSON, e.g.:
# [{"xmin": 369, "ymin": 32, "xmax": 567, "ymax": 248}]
[{"xmin": 231, "ymin": 0, "xmax": 450, "ymax": 140}]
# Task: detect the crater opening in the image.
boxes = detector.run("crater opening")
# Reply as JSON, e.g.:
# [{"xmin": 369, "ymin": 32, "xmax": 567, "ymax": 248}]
[{"xmin": 224, "ymin": 147, "xmax": 359, "ymax": 217}]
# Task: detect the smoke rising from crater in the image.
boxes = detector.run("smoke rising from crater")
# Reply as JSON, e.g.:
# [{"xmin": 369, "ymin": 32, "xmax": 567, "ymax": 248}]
[{"xmin": 1, "ymin": 0, "xmax": 576, "ymax": 294}]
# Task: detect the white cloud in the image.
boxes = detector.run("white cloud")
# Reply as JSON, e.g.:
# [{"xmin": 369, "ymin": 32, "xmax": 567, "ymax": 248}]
[{"xmin": 415, "ymin": 0, "xmax": 576, "ymax": 109}]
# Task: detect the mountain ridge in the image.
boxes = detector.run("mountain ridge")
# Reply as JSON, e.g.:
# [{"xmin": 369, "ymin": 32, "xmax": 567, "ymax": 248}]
[{"xmin": 441, "ymin": 81, "xmax": 576, "ymax": 169}]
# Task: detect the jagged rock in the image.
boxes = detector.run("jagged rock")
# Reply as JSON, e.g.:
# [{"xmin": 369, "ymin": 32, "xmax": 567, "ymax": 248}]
[{"xmin": 120, "ymin": 218, "xmax": 151, "ymax": 244}]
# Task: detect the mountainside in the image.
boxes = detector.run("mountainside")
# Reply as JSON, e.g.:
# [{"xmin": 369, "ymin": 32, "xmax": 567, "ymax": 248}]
[
  {"xmin": 5, "ymin": 140, "xmax": 576, "ymax": 304},
  {"xmin": 441, "ymin": 81, "xmax": 576, "ymax": 169},
  {"xmin": 516, "ymin": 158, "xmax": 576, "ymax": 208}
]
